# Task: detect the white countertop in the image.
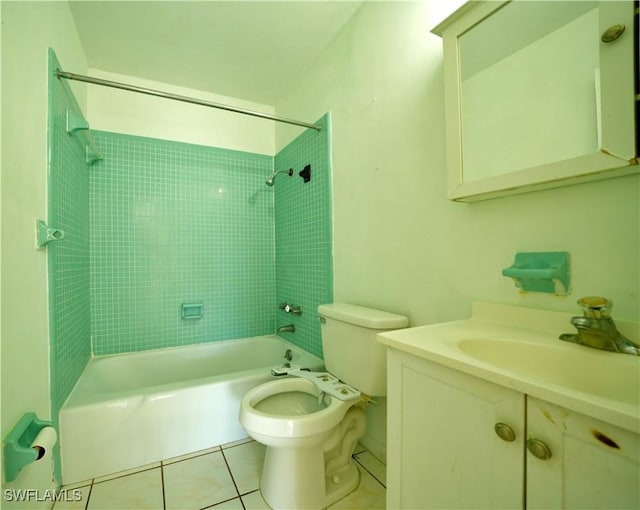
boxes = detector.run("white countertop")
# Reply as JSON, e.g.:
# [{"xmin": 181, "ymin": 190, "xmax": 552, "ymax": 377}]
[{"xmin": 377, "ymin": 302, "xmax": 640, "ymax": 433}]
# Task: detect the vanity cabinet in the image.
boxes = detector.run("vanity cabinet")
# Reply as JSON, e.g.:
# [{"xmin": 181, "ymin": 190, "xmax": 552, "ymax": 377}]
[
  {"xmin": 386, "ymin": 348, "xmax": 640, "ymax": 509},
  {"xmin": 386, "ymin": 348, "xmax": 524, "ymax": 509},
  {"xmin": 526, "ymin": 397, "xmax": 639, "ymax": 510}
]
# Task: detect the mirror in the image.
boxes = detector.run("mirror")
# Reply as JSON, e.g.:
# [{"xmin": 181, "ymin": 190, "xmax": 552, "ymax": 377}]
[{"xmin": 433, "ymin": 1, "xmax": 637, "ymax": 202}]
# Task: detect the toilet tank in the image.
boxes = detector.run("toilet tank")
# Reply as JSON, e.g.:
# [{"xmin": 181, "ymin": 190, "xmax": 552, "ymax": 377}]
[{"xmin": 317, "ymin": 303, "xmax": 408, "ymax": 396}]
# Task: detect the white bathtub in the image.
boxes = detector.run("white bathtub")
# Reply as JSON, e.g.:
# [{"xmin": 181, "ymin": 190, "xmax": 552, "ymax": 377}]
[{"xmin": 60, "ymin": 335, "xmax": 323, "ymax": 483}]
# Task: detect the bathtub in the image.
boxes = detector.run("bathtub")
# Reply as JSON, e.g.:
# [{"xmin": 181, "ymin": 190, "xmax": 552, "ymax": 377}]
[{"xmin": 59, "ymin": 335, "xmax": 323, "ymax": 483}]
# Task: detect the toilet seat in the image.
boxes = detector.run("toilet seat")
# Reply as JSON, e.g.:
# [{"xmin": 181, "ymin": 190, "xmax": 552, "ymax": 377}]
[{"xmin": 240, "ymin": 378, "xmax": 354, "ymax": 443}]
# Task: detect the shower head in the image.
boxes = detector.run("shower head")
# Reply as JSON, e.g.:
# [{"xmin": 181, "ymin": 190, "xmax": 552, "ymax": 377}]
[{"xmin": 266, "ymin": 168, "xmax": 293, "ymax": 187}]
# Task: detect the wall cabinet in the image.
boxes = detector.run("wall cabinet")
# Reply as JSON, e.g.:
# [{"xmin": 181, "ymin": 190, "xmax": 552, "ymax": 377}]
[
  {"xmin": 432, "ymin": 1, "xmax": 638, "ymax": 201},
  {"xmin": 386, "ymin": 348, "xmax": 640, "ymax": 509}
]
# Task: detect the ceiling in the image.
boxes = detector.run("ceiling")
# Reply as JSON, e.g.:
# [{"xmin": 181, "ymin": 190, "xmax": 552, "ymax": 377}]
[{"xmin": 69, "ymin": 1, "xmax": 363, "ymax": 106}]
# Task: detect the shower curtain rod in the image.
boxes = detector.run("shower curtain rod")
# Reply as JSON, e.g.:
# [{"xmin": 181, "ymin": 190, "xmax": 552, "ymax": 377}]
[{"xmin": 55, "ymin": 69, "xmax": 322, "ymax": 131}]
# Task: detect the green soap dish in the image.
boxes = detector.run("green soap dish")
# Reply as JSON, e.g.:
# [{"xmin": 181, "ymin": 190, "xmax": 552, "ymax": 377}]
[{"xmin": 502, "ymin": 252, "xmax": 570, "ymax": 295}]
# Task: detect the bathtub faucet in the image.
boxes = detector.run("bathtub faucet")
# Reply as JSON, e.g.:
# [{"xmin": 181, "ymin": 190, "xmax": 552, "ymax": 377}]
[{"xmin": 278, "ymin": 324, "xmax": 295, "ymax": 333}]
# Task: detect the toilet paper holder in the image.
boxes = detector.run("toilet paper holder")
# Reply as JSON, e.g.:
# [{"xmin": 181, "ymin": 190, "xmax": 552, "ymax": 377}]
[{"xmin": 2, "ymin": 412, "xmax": 54, "ymax": 482}]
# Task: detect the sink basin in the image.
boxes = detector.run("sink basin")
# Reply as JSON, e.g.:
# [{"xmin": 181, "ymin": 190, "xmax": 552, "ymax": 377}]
[
  {"xmin": 457, "ymin": 338, "xmax": 640, "ymax": 407},
  {"xmin": 377, "ymin": 302, "xmax": 640, "ymax": 431}
]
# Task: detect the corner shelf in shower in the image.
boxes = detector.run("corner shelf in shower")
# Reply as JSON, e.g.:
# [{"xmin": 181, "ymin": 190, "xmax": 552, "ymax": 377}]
[{"xmin": 65, "ymin": 109, "xmax": 102, "ymax": 165}]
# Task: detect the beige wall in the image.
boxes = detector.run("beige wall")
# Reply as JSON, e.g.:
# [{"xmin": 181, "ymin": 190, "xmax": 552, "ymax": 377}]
[
  {"xmin": 86, "ymin": 69, "xmax": 277, "ymax": 155},
  {"xmin": 276, "ymin": 0, "xmax": 639, "ymax": 323},
  {"xmin": 1, "ymin": 0, "xmax": 87, "ymax": 501},
  {"xmin": 275, "ymin": 0, "xmax": 639, "ymax": 458}
]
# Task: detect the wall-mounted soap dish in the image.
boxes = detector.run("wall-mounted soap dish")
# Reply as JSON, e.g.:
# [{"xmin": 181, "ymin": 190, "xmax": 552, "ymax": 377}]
[
  {"xmin": 502, "ymin": 252, "xmax": 571, "ymax": 295},
  {"xmin": 181, "ymin": 302, "xmax": 203, "ymax": 320}
]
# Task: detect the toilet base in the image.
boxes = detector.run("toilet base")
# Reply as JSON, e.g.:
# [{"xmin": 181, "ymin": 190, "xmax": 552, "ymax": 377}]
[
  {"xmin": 260, "ymin": 447, "xmax": 360, "ymax": 510},
  {"xmin": 260, "ymin": 445, "xmax": 325, "ymax": 509},
  {"xmin": 325, "ymin": 459, "xmax": 360, "ymax": 507}
]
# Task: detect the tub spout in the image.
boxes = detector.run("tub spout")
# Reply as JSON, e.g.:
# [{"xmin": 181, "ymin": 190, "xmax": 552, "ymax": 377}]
[{"xmin": 277, "ymin": 324, "xmax": 295, "ymax": 333}]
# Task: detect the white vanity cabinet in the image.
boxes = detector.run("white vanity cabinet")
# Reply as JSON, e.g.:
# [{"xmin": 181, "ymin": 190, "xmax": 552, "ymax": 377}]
[
  {"xmin": 386, "ymin": 348, "xmax": 524, "ymax": 509},
  {"xmin": 386, "ymin": 348, "xmax": 640, "ymax": 509},
  {"xmin": 526, "ymin": 397, "xmax": 640, "ymax": 510}
]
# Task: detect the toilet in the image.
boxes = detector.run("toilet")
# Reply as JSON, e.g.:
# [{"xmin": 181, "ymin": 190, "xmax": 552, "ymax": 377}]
[{"xmin": 239, "ymin": 303, "xmax": 408, "ymax": 510}]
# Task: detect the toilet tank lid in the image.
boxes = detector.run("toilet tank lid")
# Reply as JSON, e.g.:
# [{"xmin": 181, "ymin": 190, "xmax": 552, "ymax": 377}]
[{"xmin": 318, "ymin": 303, "xmax": 408, "ymax": 329}]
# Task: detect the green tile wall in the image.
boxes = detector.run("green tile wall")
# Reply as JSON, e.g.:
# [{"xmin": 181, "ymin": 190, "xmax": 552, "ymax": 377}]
[
  {"xmin": 47, "ymin": 49, "xmax": 93, "ymax": 484},
  {"xmin": 89, "ymin": 117, "xmax": 332, "ymax": 358},
  {"xmin": 89, "ymin": 132, "xmax": 276, "ymax": 355},
  {"xmin": 47, "ymin": 49, "xmax": 92, "ymax": 413},
  {"xmin": 273, "ymin": 114, "xmax": 333, "ymax": 358},
  {"xmin": 50, "ymin": 72, "xmax": 331, "ymax": 360}
]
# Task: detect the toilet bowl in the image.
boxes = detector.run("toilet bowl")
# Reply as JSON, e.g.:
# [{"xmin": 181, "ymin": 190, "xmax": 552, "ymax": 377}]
[
  {"xmin": 241, "ymin": 377, "xmax": 355, "ymax": 448},
  {"xmin": 240, "ymin": 375, "xmax": 364, "ymax": 509},
  {"xmin": 239, "ymin": 303, "xmax": 408, "ymax": 510}
]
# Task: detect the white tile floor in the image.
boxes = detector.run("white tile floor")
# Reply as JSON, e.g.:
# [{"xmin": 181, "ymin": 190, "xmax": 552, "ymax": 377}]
[{"xmin": 53, "ymin": 439, "xmax": 386, "ymax": 510}]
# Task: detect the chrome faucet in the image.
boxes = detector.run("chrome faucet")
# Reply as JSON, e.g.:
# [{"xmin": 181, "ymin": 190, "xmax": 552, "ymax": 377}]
[
  {"xmin": 277, "ymin": 324, "xmax": 295, "ymax": 333},
  {"xmin": 559, "ymin": 297, "xmax": 640, "ymax": 356}
]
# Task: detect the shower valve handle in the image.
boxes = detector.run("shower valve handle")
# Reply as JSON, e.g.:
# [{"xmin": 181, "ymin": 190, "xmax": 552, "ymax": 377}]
[{"xmin": 279, "ymin": 303, "xmax": 302, "ymax": 315}]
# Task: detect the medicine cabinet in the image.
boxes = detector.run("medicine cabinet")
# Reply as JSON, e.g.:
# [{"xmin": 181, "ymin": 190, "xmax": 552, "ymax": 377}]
[{"xmin": 432, "ymin": 0, "xmax": 638, "ymax": 202}]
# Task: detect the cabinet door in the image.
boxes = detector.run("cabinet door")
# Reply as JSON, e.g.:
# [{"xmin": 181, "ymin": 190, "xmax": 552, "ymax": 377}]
[
  {"xmin": 386, "ymin": 349, "xmax": 524, "ymax": 509},
  {"xmin": 527, "ymin": 397, "xmax": 640, "ymax": 509},
  {"xmin": 433, "ymin": 0, "xmax": 637, "ymax": 202}
]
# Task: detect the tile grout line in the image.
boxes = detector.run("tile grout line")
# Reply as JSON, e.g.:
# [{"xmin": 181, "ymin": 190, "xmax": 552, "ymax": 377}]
[
  {"xmin": 83, "ymin": 480, "xmax": 94, "ymax": 510},
  {"xmin": 220, "ymin": 438, "xmax": 253, "ymax": 451},
  {"xmin": 353, "ymin": 455, "xmax": 387, "ymax": 489},
  {"xmin": 92, "ymin": 465, "xmax": 160, "ymax": 484},
  {"xmin": 199, "ymin": 494, "xmax": 245, "ymax": 510},
  {"xmin": 160, "ymin": 461, "xmax": 167, "ymax": 510},
  {"xmin": 219, "ymin": 447, "xmax": 246, "ymax": 509},
  {"xmin": 238, "ymin": 488, "xmax": 261, "ymax": 498},
  {"xmin": 162, "ymin": 447, "xmax": 221, "ymax": 467}
]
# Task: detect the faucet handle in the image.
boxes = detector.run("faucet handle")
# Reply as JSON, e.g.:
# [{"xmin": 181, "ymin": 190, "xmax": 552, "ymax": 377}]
[{"xmin": 577, "ymin": 296, "xmax": 613, "ymax": 319}]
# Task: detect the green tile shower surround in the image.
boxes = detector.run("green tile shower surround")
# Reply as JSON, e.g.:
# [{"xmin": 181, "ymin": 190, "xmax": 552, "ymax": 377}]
[
  {"xmin": 274, "ymin": 114, "xmax": 333, "ymax": 358},
  {"xmin": 89, "ymin": 114, "xmax": 332, "ymax": 358},
  {"xmin": 47, "ymin": 49, "xmax": 93, "ymax": 485},
  {"xmin": 49, "ymin": 51, "xmax": 331, "ymax": 407},
  {"xmin": 47, "ymin": 50, "xmax": 92, "ymax": 416},
  {"xmin": 90, "ymin": 132, "xmax": 274, "ymax": 354}
]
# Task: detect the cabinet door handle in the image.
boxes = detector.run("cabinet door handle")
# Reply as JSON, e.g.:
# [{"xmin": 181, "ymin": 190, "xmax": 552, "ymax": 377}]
[
  {"xmin": 494, "ymin": 423, "xmax": 516, "ymax": 442},
  {"xmin": 527, "ymin": 438, "xmax": 552, "ymax": 460},
  {"xmin": 601, "ymin": 24, "xmax": 625, "ymax": 43}
]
